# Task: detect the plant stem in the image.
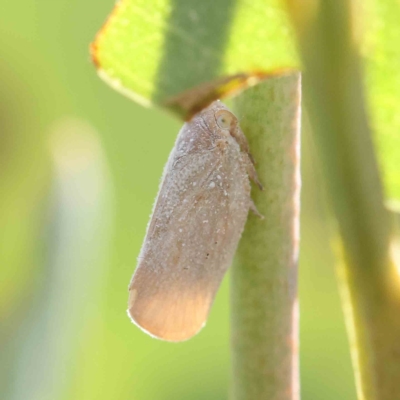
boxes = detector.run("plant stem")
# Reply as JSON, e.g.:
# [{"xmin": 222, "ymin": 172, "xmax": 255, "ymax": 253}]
[
  {"xmin": 286, "ymin": 1, "xmax": 400, "ymax": 399},
  {"xmin": 230, "ymin": 74, "xmax": 301, "ymax": 400}
]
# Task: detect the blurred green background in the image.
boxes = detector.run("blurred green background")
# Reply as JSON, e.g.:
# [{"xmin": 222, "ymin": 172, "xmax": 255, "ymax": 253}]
[{"xmin": 1, "ymin": 1, "xmax": 357, "ymax": 399}]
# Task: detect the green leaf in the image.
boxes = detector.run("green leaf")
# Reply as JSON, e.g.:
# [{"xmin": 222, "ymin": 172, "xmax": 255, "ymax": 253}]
[
  {"xmin": 363, "ymin": 0, "xmax": 400, "ymax": 200},
  {"xmin": 91, "ymin": 0, "xmax": 298, "ymax": 117}
]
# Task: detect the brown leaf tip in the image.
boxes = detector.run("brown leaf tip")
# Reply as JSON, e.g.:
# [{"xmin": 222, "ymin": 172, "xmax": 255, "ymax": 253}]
[{"xmin": 89, "ymin": 0, "xmax": 125, "ymax": 69}]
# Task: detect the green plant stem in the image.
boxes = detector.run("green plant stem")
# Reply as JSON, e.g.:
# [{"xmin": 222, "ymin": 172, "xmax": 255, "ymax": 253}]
[
  {"xmin": 286, "ymin": 1, "xmax": 400, "ymax": 399},
  {"xmin": 230, "ymin": 74, "xmax": 301, "ymax": 400}
]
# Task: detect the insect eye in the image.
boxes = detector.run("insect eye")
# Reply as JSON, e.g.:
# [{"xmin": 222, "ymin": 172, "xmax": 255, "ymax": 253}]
[{"xmin": 215, "ymin": 110, "xmax": 234, "ymax": 130}]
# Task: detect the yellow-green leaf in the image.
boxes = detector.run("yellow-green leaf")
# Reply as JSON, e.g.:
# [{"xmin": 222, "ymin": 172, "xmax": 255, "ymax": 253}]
[
  {"xmin": 91, "ymin": 0, "xmax": 298, "ymax": 118},
  {"xmin": 363, "ymin": 0, "xmax": 400, "ymax": 200}
]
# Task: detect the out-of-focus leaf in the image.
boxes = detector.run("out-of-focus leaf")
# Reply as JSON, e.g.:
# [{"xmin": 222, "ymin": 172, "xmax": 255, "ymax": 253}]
[
  {"xmin": 91, "ymin": 0, "xmax": 298, "ymax": 118},
  {"xmin": 363, "ymin": 0, "xmax": 400, "ymax": 200},
  {"xmin": 8, "ymin": 119, "xmax": 113, "ymax": 400},
  {"xmin": 288, "ymin": 0, "xmax": 400, "ymax": 201},
  {"xmin": 286, "ymin": 0, "xmax": 400, "ymax": 394}
]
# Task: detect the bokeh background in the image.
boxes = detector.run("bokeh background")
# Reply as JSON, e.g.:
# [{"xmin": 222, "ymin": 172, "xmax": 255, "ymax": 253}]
[{"xmin": 1, "ymin": 1, "xmax": 357, "ymax": 399}]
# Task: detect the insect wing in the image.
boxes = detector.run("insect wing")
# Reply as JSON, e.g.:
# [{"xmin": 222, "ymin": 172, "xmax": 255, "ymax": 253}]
[{"xmin": 128, "ymin": 124, "xmax": 251, "ymax": 342}]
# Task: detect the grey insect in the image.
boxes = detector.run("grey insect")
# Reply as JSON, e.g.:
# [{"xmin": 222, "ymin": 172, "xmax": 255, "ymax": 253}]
[{"xmin": 128, "ymin": 100, "xmax": 262, "ymax": 342}]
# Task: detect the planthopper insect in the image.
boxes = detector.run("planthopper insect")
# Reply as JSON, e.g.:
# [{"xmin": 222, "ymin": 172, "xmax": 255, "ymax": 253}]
[{"xmin": 128, "ymin": 100, "xmax": 263, "ymax": 342}]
